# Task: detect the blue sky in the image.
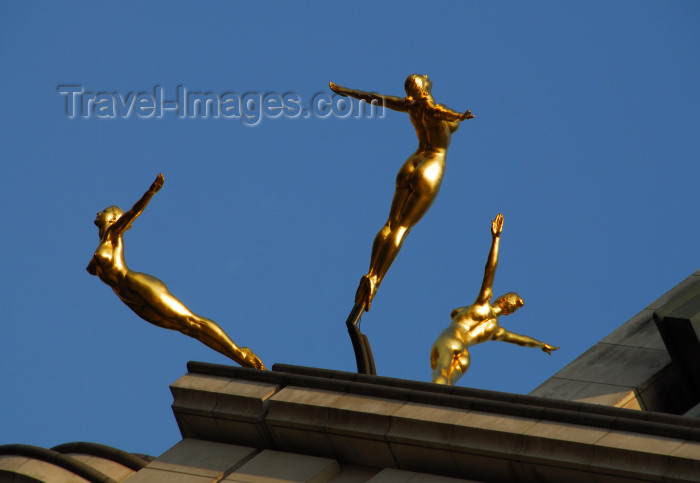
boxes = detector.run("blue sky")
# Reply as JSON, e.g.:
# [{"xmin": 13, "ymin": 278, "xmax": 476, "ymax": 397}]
[{"xmin": 1, "ymin": 2, "xmax": 698, "ymax": 457}]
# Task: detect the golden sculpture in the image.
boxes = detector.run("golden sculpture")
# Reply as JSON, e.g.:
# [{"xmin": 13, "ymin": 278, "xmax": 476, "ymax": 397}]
[
  {"xmin": 430, "ymin": 214, "xmax": 558, "ymax": 385},
  {"xmin": 330, "ymin": 75, "xmax": 474, "ymax": 311},
  {"xmin": 87, "ymin": 173, "xmax": 265, "ymax": 370}
]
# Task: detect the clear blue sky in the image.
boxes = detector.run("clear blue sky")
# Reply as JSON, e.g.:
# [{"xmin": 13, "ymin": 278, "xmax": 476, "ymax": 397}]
[{"xmin": 1, "ymin": 2, "xmax": 698, "ymax": 457}]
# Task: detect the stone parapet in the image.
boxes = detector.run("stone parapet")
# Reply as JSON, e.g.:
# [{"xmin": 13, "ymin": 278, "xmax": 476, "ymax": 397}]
[{"xmin": 167, "ymin": 361, "xmax": 700, "ymax": 483}]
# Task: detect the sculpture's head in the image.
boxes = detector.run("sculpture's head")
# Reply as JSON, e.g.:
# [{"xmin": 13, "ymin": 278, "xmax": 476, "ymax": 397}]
[
  {"xmin": 94, "ymin": 205, "xmax": 124, "ymax": 229},
  {"xmin": 404, "ymin": 74, "xmax": 433, "ymax": 98},
  {"xmin": 493, "ymin": 292, "xmax": 524, "ymax": 316}
]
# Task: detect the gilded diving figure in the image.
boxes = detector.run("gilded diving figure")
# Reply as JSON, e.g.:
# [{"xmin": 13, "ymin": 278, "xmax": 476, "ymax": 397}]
[
  {"xmin": 87, "ymin": 173, "xmax": 265, "ymax": 369},
  {"xmin": 430, "ymin": 214, "xmax": 558, "ymax": 385},
  {"xmin": 330, "ymin": 75, "xmax": 474, "ymax": 311}
]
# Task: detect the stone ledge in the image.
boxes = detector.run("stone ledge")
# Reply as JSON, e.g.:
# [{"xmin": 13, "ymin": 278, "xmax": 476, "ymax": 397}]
[{"xmin": 169, "ymin": 363, "xmax": 700, "ymax": 482}]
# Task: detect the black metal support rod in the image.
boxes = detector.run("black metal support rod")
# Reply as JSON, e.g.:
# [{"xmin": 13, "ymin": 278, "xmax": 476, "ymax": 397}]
[{"xmin": 345, "ymin": 303, "xmax": 376, "ymax": 375}]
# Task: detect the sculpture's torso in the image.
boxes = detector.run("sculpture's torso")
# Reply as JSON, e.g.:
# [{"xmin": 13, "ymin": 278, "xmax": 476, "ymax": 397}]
[
  {"xmin": 450, "ymin": 303, "xmax": 499, "ymax": 347},
  {"xmin": 90, "ymin": 234, "xmax": 128, "ymax": 289},
  {"xmin": 396, "ymin": 100, "xmax": 458, "ymax": 196},
  {"xmin": 89, "ymin": 232, "xmax": 181, "ymax": 324},
  {"xmin": 408, "ymin": 98, "xmax": 459, "ymax": 153}
]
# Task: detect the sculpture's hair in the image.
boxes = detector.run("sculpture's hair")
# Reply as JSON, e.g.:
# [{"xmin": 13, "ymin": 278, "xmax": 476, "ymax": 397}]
[
  {"xmin": 102, "ymin": 205, "xmax": 124, "ymax": 221},
  {"xmin": 493, "ymin": 292, "xmax": 523, "ymax": 314},
  {"xmin": 404, "ymin": 74, "xmax": 432, "ymax": 97}
]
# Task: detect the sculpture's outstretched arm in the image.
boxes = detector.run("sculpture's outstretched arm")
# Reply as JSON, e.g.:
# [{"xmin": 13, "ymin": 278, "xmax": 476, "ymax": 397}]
[
  {"xmin": 329, "ymin": 82, "xmax": 411, "ymax": 112},
  {"xmin": 493, "ymin": 327, "xmax": 559, "ymax": 354},
  {"xmin": 431, "ymin": 103, "xmax": 475, "ymax": 122},
  {"xmin": 475, "ymin": 214, "xmax": 504, "ymax": 304},
  {"xmin": 109, "ymin": 173, "xmax": 164, "ymax": 239}
]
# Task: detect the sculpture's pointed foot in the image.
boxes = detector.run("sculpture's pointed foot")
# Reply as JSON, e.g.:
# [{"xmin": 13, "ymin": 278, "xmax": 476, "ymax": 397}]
[
  {"xmin": 354, "ymin": 275, "xmax": 377, "ymax": 312},
  {"xmin": 240, "ymin": 347, "xmax": 266, "ymax": 370}
]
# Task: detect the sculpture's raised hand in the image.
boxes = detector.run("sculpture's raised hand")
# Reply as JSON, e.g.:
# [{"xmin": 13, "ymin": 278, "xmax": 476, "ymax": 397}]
[
  {"xmin": 491, "ymin": 213, "xmax": 504, "ymax": 237},
  {"xmin": 150, "ymin": 173, "xmax": 164, "ymax": 194}
]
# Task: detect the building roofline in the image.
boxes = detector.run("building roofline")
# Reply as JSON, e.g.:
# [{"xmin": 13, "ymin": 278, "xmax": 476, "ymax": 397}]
[{"xmin": 186, "ymin": 360, "xmax": 700, "ymax": 442}]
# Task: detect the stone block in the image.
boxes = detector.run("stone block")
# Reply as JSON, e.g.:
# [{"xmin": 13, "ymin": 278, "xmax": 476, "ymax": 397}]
[
  {"xmin": 366, "ymin": 468, "xmax": 418, "ymax": 483},
  {"xmin": 266, "ymin": 387, "xmax": 341, "ymax": 458},
  {"xmin": 670, "ymin": 440, "xmax": 700, "ymax": 460},
  {"xmin": 366, "ymin": 468, "xmax": 471, "ymax": 482},
  {"xmin": 267, "ymin": 386, "xmax": 340, "ymax": 431},
  {"xmin": 455, "ymin": 410, "xmax": 537, "ymax": 434},
  {"xmin": 520, "ymin": 420, "xmax": 607, "ymax": 471},
  {"xmin": 124, "ymin": 467, "xmax": 215, "ymax": 482},
  {"xmin": 665, "ymin": 441, "xmax": 700, "ymax": 483},
  {"xmin": 529, "ymin": 377, "xmax": 636, "ymax": 406},
  {"xmin": 213, "ymin": 379, "xmax": 279, "ymax": 421},
  {"xmin": 647, "ymin": 272, "xmax": 700, "ymax": 311},
  {"xmin": 617, "ymin": 393, "xmax": 644, "ymax": 410},
  {"xmin": 515, "ymin": 462, "xmax": 595, "ymax": 483},
  {"xmin": 590, "ymin": 472, "xmax": 648, "ymax": 483},
  {"xmin": 224, "ymin": 449, "xmax": 341, "ymax": 482},
  {"xmin": 171, "ymin": 374, "xmax": 279, "ymax": 445},
  {"xmin": 388, "ymin": 402, "xmax": 464, "ymax": 449},
  {"xmin": 597, "ymin": 430, "xmax": 683, "ymax": 456},
  {"xmin": 146, "ymin": 439, "xmax": 256, "ymax": 479},
  {"xmin": 270, "ymin": 427, "xmax": 336, "ymax": 459},
  {"xmin": 175, "ymin": 412, "xmax": 225, "ymax": 442},
  {"xmin": 324, "ymin": 393, "xmax": 403, "ymax": 441},
  {"xmin": 449, "ymin": 410, "xmax": 535, "ymax": 458},
  {"xmin": 330, "ymin": 393, "xmax": 405, "ymax": 417},
  {"xmin": 366, "ymin": 468, "xmax": 475, "ymax": 482},
  {"xmin": 327, "ymin": 465, "xmax": 377, "ymax": 482},
  {"xmin": 600, "ymin": 309, "xmax": 664, "ymax": 350},
  {"xmin": 67, "ymin": 454, "xmax": 135, "ymax": 481},
  {"xmin": 0, "ymin": 455, "xmax": 30, "ymax": 473},
  {"xmin": 591, "ymin": 430, "xmax": 683, "ymax": 481},
  {"xmin": 406, "ymin": 473, "xmax": 479, "ymax": 483},
  {"xmin": 216, "ymin": 418, "xmax": 270, "ymax": 448},
  {"xmin": 636, "ymin": 363, "xmax": 697, "ymax": 414},
  {"xmin": 389, "ymin": 442, "xmax": 459, "ymax": 477},
  {"xmin": 326, "ymin": 433, "xmax": 397, "ymax": 470},
  {"xmin": 550, "ymin": 343, "xmax": 670, "ymax": 388},
  {"xmin": 171, "ymin": 373, "xmax": 233, "ymax": 414},
  {"xmin": 0, "ymin": 457, "xmax": 92, "ymax": 483},
  {"xmin": 451, "ymin": 451, "xmax": 522, "ymax": 482}
]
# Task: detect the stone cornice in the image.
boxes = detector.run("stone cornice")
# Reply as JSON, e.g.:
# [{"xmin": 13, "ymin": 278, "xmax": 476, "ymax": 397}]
[{"xmin": 170, "ymin": 362, "xmax": 700, "ymax": 482}]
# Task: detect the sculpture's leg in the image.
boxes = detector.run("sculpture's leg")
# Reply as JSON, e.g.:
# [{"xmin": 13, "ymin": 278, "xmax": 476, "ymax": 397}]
[
  {"xmin": 373, "ymin": 174, "xmax": 439, "ymax": 291},
  {"xmin": 373, "ymin": 225, "xmax": 410, "ymax": 291},
  {"xmin": 367, "ymin": 182, "xmax": 410, "ymax": 277},
  {"xmin": 345, "ymin": 303, "xmax": 376, "ymax": 375},
  {"xmin": 122, "ymin": 273, "xmax": 265, "ymax": 370},
  {"xmin": 367, "ymin": 223, "xmax": 392, "ymax": 280},
  {"xmin": 191, "ymin": 316, "xmax": 266, "ymax": 370},
  {"xmin": 356, "ymin": 180, "xmax": 413, "ymax": 310}
]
